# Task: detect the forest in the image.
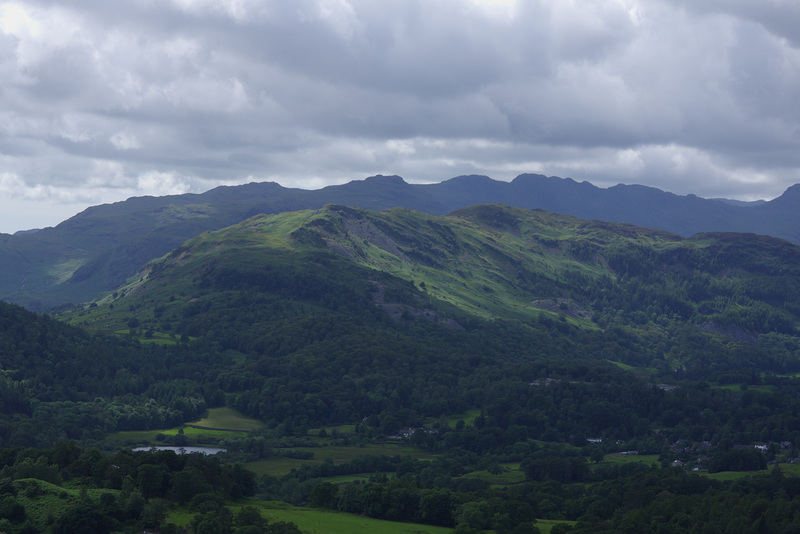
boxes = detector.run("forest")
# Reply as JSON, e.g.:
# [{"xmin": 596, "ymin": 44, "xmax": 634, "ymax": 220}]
[{"xmin": 1, "ymin": 204, "xmax": 800, "ymax": 532}]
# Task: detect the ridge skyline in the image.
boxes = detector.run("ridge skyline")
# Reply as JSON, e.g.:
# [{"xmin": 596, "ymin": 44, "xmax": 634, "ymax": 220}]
[{"xmin": 4, "ymin": 173, "xmax": 780, "ymax": 236}]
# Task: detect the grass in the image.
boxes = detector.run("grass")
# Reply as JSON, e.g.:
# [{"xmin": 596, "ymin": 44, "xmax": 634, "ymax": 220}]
[
  {"xmin": 457, "ymin": 463, "xmax": 526, "ymax": 486},
  {"xmin": 248, "ymin": 444, "xmax": 435, "ymax": 477},
  {"xmin": 703, "ymin": 469, "xmax": 768, "ymax": 481},
  {"xmin": 606, "ymin": 360, "xmax": 657, "ymax": 375},
  {"xmin": 247, "ymin": 458, "xmax": 311, "ymax": 477},
  {"xmin": 313, "ymin": 473, "xmax": 377, "ymax": 484},
  {"xmin": 63, "ymin": 205, "xmax": 632, "ymax": 333},
  {"xmin": 260, "ymin": 503, "xmax": 454, "ymax": 534},
  {"xmin": 438, "ymin": 409, "xmax": 482, "ymax": 429},
  {"xmin": 172, "ymin": 498, "xmax": 569, "ymax": 534},
  {"xmin": 188, "ymin": 407, "xmax": 265, "ymax": 431},
  {"xmin": 778, "ymin": 462, "xmax": 800, "ymax": 477},
  {"xmin": 169, "ymin": 500, "xmax": 455, "ymax": 533},
  {"xmin": 770, "ymin": 372, "xmax": 800, "ymax": 378},
  {"xmin": 105, "ymin": 407, "xmax": 263, "ymax": 446},
  {"xmin": 48, "ymin": 259, "xmax": 87, "ymax": 284},
  {"xmin": 601, "ymin": 454, "xmax": 660, "ymax": 467},
  {"xmin": 293, "ymin": 444, "xmax": 432, "ymax": 463},
  {"xmin": 696, "ymin": 462, "xmax": 800, "ymax": 482}
]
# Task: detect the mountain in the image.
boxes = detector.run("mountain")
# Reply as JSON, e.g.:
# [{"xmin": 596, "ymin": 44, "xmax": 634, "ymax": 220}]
[
  {"xmin": 56, "ymin": 203, "xmax": 800, "ymax": 462},
  {"xmin": 423, "ymin": 174, "xmax": 796, "ymax": 240},
  {"xmin": 69, "ymin": 204, "xmax": 800, "ymax": 364},
  {"xmin": 710, "ymin": 197, "xmax": 767, "ymax": 207},
  {"xmin": 55, "ymin": 204, "xmax": 800, "ymax": 453},
  {"xmin": 2, "ymin": 173, "xmax": 800, "ymax": 309}
]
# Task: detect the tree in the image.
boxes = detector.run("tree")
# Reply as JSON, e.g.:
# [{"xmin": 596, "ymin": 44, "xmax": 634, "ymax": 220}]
[
  {"xmin": 52, "ymin": 500, "xmax": 117, "ymax": 534},
  {"xmin": 236, "ymin": 506, "xmax": 267, "ymax": 528},
  {"xmin": 0, "ymin": 495, "xmax": 25, "ymax": 522},
  {"xmin": 309, "ymin": 482, "xmax": 338, "ymax": 508},
  {"xmin": 456, "ymin": 501, "xmax": 492, "ymax": 530},
  {"xmin": 419, "ymin": 488, "xmax": 456, "ymax": 527},
  {"xmin": 137, "ymin": 463, "xmax": 168, "ymax": 500},
  {"xmin": 169, "ymin": 467, "xmax": 212, "ymax": 504},
  {"xmin": 124, "ymin": 491, "xmax": 145, "ymax": 521},
  {"xmin": 221, "ymin": 463, "xmax": 256, "ymax": 499},
  {"xmin": 141, "ymin": 501, "xmax": 168, "ymax": 529}
]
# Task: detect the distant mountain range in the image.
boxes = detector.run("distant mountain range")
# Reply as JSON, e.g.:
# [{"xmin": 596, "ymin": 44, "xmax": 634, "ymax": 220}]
[{"xmin": 2, "ymin": 173, "xmax": 799, "ymax": 310}]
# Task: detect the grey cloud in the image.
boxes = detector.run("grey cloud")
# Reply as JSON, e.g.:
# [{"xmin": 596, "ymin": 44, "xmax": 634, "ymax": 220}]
[
  {"xmin": 0, "ymin": 0, "xmax": 799, "ymax": 233},
  {"xmin": 670, "ymin": 0, "xmax": 800, "ymax": 46}
]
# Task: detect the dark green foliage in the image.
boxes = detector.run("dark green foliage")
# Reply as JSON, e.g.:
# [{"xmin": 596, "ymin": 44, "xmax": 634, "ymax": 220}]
[
  {"xmin": 51, "ymin": 499, "xmax": 118, "ymax": 534},
  {"xmin": 0, "ymin": 442, "xmax": 279, "ymax": 533},
  {"xmin": 308, "ymin": 482, "xmax": 338, "ymax": 508},
  {"xmin": 0, "ymin": 494, "xmax": 25, "ymax": 522},
  {"xmin": 0, "ymin": 300, "xmax": 233, "ymax": 446},
  {"xmin": 191, "ymin": 507, "xmax": 233, "ymax": 534},
  {"xmin": 235, "ymin": 506, "xmax": 267, "ymax": 528},
  {"xmin": 137, "ymin": 463, "xmax": 169, "ymax": 500},
  {"xmin": 523, "ymin": 456, "xmax": 591, "ymax": 484}
]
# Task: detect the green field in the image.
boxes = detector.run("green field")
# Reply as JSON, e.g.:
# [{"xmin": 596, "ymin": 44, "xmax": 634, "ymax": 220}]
[
  {"xmin": 704, "ymin": 468, "xmax": 770, "ymax": 481},
  {"xmin": 457, "ymin": 463, "xmax": 525, "ymax": 486},
  {"xmin": 171, "ymin": 499, "xmax": 572, "ymax": 534},
  {"xmin": 437, "ymin": 409, "xmax": 482, "ymax": 429},
  {"xmin": 779, "ymin": 462, "xmax": 800, "ymax": 477},
  {"xmin": 168, "ymin": 500, "xmax": 575, "ymax": 534},
  {"xmin": 601, "ymin": 453, "xmax": 660, "ymax": 467},
  {"xmin": 606, "ymin": 360, "xmax": 657, "ymax": 376},
  {"xmin": 188, "ymin": 407, "xmax": 265, "ymax": 431},
  {"xmin": 262, "ymin": 506, "xmax": 454, "ymax": 534},
  {"xmin": 105, "ymin": 407, "xmax": 263, "ymax": 446},
  {"xmin": 170, "ymin": 500, "xmax": 455, "ymax": 533},
  {"xmin": 311, "ymin": 473, "xmax": 376, "ymax": 484},
  {"xmin": 248, "ymin": 444, "xmax": 435, "ymax": 477}
]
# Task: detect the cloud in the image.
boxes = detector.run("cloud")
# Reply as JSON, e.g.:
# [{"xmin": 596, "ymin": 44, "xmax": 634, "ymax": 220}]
[
  {"xmin": 110, "ymin": 130, "xmax": 141, "ymax": 151},
  {"xmin": 137, "ymin": 171, "xmax": 191, "ymax": 196},
  {"xmin": 0, "ymin": 0, "xmax": 799, "ymax": 233}
]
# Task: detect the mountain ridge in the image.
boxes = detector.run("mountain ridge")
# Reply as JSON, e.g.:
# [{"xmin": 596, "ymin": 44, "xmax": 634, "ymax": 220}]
[
  {"xmin": 69, "ymin": 203, "xmax": 800, "ymax": 346},
  {"xmin": 2, "ymin": 173, "xmax": 799, "ymax": 309}
]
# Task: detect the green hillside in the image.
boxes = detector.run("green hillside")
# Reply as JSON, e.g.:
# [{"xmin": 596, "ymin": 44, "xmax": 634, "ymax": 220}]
[
  {"xmin": 69, "ymin": 204, "xmax": 800, "ymax": 357},
  {"xmin": 3, "ymin": 204, "xmax": 800, "ymax": 532}
]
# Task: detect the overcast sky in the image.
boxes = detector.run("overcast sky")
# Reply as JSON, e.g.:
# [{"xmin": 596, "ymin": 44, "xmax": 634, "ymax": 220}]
[{"xmin": 1, "ymin": 0, "xmax": 799, "ymax": 233}]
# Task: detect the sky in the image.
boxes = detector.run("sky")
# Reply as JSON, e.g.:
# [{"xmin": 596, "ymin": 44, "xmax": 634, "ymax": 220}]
[{"xmin": 1, "ymin": 0, "xmax": 799, "ymax": 233}]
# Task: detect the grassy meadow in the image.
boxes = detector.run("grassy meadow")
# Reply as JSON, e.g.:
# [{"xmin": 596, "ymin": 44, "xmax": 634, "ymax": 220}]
[{"xmin": 168, "ymin": 500, "xmax": 456, "ymax": 534}]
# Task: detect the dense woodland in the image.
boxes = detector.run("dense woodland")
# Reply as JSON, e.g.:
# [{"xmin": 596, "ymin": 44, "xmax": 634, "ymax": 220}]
[{"xmin": 2, "ymin": 205, "xmax": 800, "ymax": 531}]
